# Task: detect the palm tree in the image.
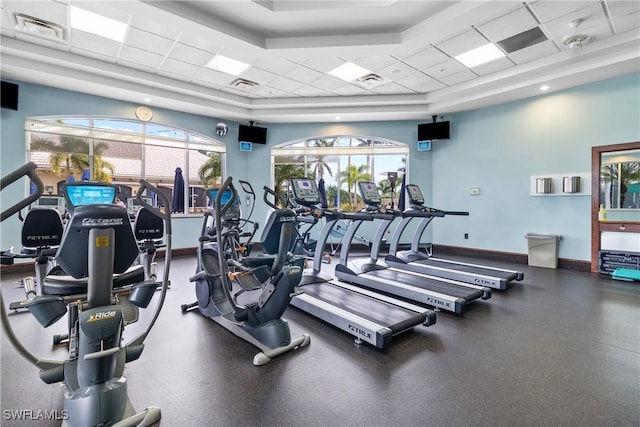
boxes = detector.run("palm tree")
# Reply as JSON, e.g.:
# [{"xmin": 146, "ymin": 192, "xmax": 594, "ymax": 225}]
[
  {"xmin": 311, "ymin": 138, "xmax": 336, "ymax": 180},
  {"xmin": 31, "ymin": 136, "xmax": 115, "ymax": 182},
  {"xmin": 339, "ymin": 164, "xmax": 371, "ymax": 205},
  {"xmin": 198, "ymin": 152, "xmax": 222, "ymax": 188}
]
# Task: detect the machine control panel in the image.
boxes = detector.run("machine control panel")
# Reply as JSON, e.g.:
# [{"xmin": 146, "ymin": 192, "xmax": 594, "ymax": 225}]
[
  {"xmin": 126, "ymin": 197, "xmax": 153, "ymax": 216},
  {"xmin": 64, "ymin": 183, "xmax": 116, "ymax": 210},
  {"xmin": 405, "ymin": 184, "xmax": 425, "ymax": 206},
  {"xmin": 357, "ymin": 181, "xmax": 381, "ymax": 206},
  {"xmin": 290, "ymin": 178, "xmax": 320, "ymax": 206},
  {"xmin": 34, "ymin": 195, "xmax": 66, "ymax": 211}
]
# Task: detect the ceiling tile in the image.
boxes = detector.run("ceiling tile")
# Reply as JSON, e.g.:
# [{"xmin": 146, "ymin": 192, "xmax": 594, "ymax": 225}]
[
  {"xmin": 117, "ymin": 59, "xmax": 157, "ymax": 74},
  {"xmin": 14, "ymin": 32, "xmax": 68, "ymax": 50},
  {"xmin": 395, "ymin": 72, "xmax": 446, "ymax": 93},
  {"xmin": 376, "ymin": 61, "xmax": 418, "ymax": 81},
  {"xmin": 158, "ymin": 58, "xmax": 201, "ymax": 79},
  {"xmin": 423, "ymin": 58, "xmax": 467, "ymax": 79},
  {"xmin": 352, "ymin": 55, "xmax": 398, "ymax": 72},
  {"xmin": 119, "ymin": 45, "xmax": 164, "ymax": 69},
  {"xmin": 283, "ymin": 65, "xmax": 324, "ymax": 84},
  {"xmin": 478, "ymin": 7, "xmax": 539, "ymax": 42},
  {"xmin": 293, "ymin": 85, "xmax": 335, "ymax": 97},
  {"xmin": 508, "ymin": 39, "xmax": 559, "ymax": 64},
  {"xmin": 401, "ymin": 48, "xmax": 450, "ymax": 71},
  {"xmin": 301, "ymin": 57, "xmax": 346, "ymax": 73},
  {"xmin": 253, "ymin": 58, "xmax": 299, "ymax": 75},
  {"xmin": 607, "ymin": 1, "xmax": 640, "ymax": 16},
  {"xmin": 473, "ymin": 57, "xmax": 515, "ymax": 76},
  {"xmin": 130, "ymin": 16, "xmax": 182, "ymax": 41},
  {"xmin": 169, "ymin": 43, "xmax": 213, "ymax": 66},
  {"xmin": 193, "ymin": 68, "xmax": 235, "ymax": 87},
  {"xmin": 611, "ymin": 11, "xmax": 640, "ymax": 34},
  {"xmin": 70, "ymin": 29, "xmax": 121, "ymax": 57},
  {"xmin": 252, "ymin": 86, "xmax": 291, "ymax": 98},
  {"xmin": 372, "ymin": 81, "xmax": 415, "ymax": 95},
  {"xmin": 125, "ymin": 28, "xmax": 174, "ymax": 56},
  {"xmin": 438, "ymin": 69, "xmax": 477, "ymax": 86},
  {"xmin": 265, "ymin": 76, "xmax": 305, "ymax": 92},
  {"xmin": 332, "ymin": 84, "xmax": 370, "ymax": 96},
  {"xmin": 528, "ymin": 1, "xmax": 598, "ymax": 23},
  {"xmin": 178, "ymin": 28, "xmax": 225, "ymax": 54},
  {"xmin": 436, "ymin": 29, "xmax": 488, "ymax": 58},
  {"xmin": 157, "ymin": 70, "xmax": 193, "ymax": 83},
  {"xmin": 309, "ymin": 74, "xmax": 346, "ymax": 91}
]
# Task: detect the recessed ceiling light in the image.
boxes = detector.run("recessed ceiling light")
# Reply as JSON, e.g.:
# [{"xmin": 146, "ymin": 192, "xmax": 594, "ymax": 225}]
[
  {"xmin": 70, "ymin": 6, "xmax": 128, "ymax": 42},
  {"xmin": 455, "ymin": 43, "xmax": 505, "ymax": 68},
  {"xmin": 328, "ymin": 62, "xmax": 371, "ymax": 82},
  {"xmin": 540, "ymin": 85, "xmax": 550, "ymax": 91},
  {"xmin": 143, "ymin": 97, "xmax": 151, "ymax": 103},
  {"xmin": 335, "ymin": 116, "xmax": 341, "ymax": 121},
  {"xmin": 206, "ymin": 54, "xmax": 250, "ymax": 76}
]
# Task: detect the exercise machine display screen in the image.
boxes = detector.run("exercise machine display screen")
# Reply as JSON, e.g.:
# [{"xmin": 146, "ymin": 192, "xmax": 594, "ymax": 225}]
[
  {"xmin": 207, "ymin": 189, "xmax": 236, "ymax": 206},
  {"xmin": 290, "ymin": 178, "xmax": 320, "ymax": 205},
  {"xmin": 65, "ymin": 184, "xmax": 116, "ymax": 207},
  {"xmin": 126, "ymin": 197, "xmax": 153, "ymax": 215},
  {"xmin": 34, "ymin": 195, "xmax": 65, "ymax": 211},
  {"xmin": 357, "ymin": 182, "xmax": 381, "ymax": 205},
  {"xmin": 405, "ymin": 184, "xmax": 425, "ymax": 205}
]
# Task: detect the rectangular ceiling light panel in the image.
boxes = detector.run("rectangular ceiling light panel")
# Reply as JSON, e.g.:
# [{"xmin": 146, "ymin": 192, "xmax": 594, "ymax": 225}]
[
  {"xmin": 455, "ymin": 43, "xmax": 505, "ymax": 68},
  {"xmin": 70, "ymin": 6, "xmax": 127, "ymax": 42},
  {"xmin": 328, "ymin": 62, "xmax": 372, "ymax": 82},
  {"xmin": 206, "ymin": 55, "xmax": 251, "ymax": 76}
]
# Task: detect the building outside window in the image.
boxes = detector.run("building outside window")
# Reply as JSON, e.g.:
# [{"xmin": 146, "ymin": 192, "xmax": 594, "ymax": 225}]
[
  {"xmin": 26, "ymin": 117, "xmax": 226, "ymax": 214},
  {"xmin": 272, "ymin": 135, "xmax": 408, "ymax": 211}
]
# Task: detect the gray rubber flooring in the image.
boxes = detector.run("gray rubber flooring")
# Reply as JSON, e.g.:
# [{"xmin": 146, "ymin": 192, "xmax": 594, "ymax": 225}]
[{"xmin": 1, "ymin": 254, "xmax": 639, "ymax": 426}]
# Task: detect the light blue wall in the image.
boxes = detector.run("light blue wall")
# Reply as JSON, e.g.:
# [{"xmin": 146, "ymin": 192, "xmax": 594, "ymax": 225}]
[
  {"xmin": 0, "ymin": 81, "xmax": 430, "ymax": 252},
  {"xmin": 2, "ymin": 74, "xmax": 638, "ymax": 260},
  {"xmin": 432, "ymin": 73, "xmax": 640, "ymax": 261}
]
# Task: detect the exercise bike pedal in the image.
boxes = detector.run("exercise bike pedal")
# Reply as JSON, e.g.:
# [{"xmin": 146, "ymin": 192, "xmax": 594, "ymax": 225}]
[{"xmin": 181, "ymin": 302, "xmax": 198, "ymax": 313}]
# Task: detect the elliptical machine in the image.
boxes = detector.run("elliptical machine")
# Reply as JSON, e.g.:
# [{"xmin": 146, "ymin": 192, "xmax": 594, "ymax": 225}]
[
  {"xmin": 182, "ymin": 176, "xmax": 310, "ymax": 365},
  {"xmin": 1, "ymin": 163, "xmax": 172, "ymax": 427}
]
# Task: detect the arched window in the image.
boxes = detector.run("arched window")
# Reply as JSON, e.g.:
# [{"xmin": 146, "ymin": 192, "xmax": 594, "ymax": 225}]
[
  {"xmin": 272, "ymin": 135, "xmax": 408, "ymax": 210},
  {"xmin": 26, "ymin": 117, "xmax": 225, "ymax": 214}
]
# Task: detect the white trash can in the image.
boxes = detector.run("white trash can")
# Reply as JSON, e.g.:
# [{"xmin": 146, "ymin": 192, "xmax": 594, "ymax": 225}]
[{"xmin": 525, "ymin": 233, "xmax": 562, "ymax": 269}]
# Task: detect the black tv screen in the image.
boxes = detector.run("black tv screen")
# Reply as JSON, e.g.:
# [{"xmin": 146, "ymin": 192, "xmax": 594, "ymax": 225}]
[
  {"xmin": 238, "ymin": 124, "xmax": 267, "ymax": 144},
  {"xmin": 418, "ymin": 121, "xmax": 449, "ymax": 141},
  {"xmin": 1, "ymin": 81, "xmax": 19, "ymax": 111}
]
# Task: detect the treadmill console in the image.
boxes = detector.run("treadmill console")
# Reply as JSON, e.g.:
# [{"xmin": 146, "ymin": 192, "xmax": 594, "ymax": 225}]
[
  {"xmin": 405, "ymin": 184, "xmax": 425, "ymax": 206},
  {"xmin": 34, "ymin": 195, "xmax": 66, "ymax": 211},
  {"xmin": 290, "ymin": 178, "xmax": 320, "ymax": 207},
  {"xmin": 357, "ymin": 181, "xmax": 381, "ymax": 206}
]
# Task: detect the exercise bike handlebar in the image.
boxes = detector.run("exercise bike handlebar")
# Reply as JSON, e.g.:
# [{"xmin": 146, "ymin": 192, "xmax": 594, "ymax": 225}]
[
  {"xmin": 1, "ymin": 162, "xmax": 44, "ymax": 222},
  {"xmin": 443, "ymin": 210, "xmax": 470, "ymax": 216},
  {"xmin": 262, "ymin": 186, "xmax": 281, "ymax": 210}
]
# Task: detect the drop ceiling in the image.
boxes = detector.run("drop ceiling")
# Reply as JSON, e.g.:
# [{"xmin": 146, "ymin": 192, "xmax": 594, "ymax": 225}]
[{"xmin": 1, "ymin": 0, "xmax": 638, "ymax": 123}]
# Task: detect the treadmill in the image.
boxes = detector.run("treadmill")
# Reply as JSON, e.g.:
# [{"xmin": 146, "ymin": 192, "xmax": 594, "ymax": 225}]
[
  {"xmin": 385, "ymin": 183, "xmax": 524, "ymax": 290},
  {"xmin": 287, "ymin": 178, "xmax": 436, "ymax": 349},
  {"xmin": 335, "ymin": 181, "xmax": 491, "ymax": 314}
]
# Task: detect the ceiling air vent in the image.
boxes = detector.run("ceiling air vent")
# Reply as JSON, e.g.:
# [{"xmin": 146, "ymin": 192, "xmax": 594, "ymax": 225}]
[
  {"xmin": 497, "ymin": 27, "xmax": 547, "ymax": 54},
  {"xmin": 230, "ymin": 78, "xmax": 259, "ymax": 89},
  {"xmin": 352, "ymin": 73, "xmax": 389, "ymax": 89},
  {"xmin": 15, "ymin": 13, "xmax": 64, "ymax": 41}
]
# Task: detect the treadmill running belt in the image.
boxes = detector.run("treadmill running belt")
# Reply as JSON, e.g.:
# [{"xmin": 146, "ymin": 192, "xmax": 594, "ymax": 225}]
[
  {"xmin": 367, "ymin": 269, "xmax": 483, "ymax": 300},
  {"xmin": 419, "ymin": 258, "xmax": 517, "ymax": 280},
  {"xmin": 300, "ymin": 282, "xmax": 423, "ymax": 329}
]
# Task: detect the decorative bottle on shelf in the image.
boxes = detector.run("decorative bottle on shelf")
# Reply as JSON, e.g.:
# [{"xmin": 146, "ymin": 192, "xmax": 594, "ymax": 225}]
[{"xmin": 598, "ymin": 204, "xmax": 607, "ymax": 222}]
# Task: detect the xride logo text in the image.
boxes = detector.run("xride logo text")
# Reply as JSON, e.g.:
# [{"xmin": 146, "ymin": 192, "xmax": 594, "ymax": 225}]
[
  {"xmin": 88, "ymin": 310, "xmax": 117, "ymax": 322},
  {"xmin": 81, "ymin": 218, "xmax": 124, "ymax": 226}
]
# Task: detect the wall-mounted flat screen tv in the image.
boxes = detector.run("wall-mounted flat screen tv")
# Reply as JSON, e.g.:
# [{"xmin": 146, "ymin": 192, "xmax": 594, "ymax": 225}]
[
  {"xmin": 1, "ymin": 81, "xmax": 19, "ymax": 110},
  {"xmin": 418, "ymin": 121, "xmax": 450, "ymax": 141},
  {"xmin": 238, "ymin": 124, "xmax": 267, "ymax": 144}
]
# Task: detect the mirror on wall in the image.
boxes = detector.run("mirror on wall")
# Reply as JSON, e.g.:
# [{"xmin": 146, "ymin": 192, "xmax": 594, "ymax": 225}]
[{"xmin": 600, "ymin": 149, "xmax": 640, "ymax": 210}]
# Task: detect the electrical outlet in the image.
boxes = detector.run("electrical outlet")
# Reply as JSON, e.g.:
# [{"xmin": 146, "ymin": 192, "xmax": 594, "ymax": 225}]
[{"xmin": 464, "ymin": 233, "xmax": 469, "ymax": 239}]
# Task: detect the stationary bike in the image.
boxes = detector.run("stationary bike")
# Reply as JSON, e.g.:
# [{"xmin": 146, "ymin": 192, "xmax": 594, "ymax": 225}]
[
  {"xmin": 182, "ymin": 177, "xmax": 310, "ymax": 365},
  {"xmin": 1, "ymin": 163, "xmax": 172, "ymax": 427}
]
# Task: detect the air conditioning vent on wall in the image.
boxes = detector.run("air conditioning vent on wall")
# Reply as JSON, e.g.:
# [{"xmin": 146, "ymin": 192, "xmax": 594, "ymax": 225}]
[{"xmin": 15, "ymin": 13, "xmax": 65, "ymax": 41}]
